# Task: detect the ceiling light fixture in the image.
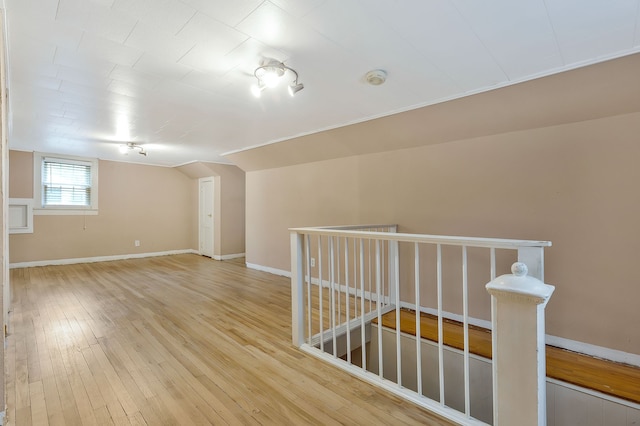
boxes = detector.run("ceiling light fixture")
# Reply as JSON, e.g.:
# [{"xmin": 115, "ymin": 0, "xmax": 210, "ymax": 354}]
[
  {"xmin": 252, "ymin": 59, "xmax": 304, "ymax": 98},
  {"xmin": 119, "ymin": 142, "xmax": 147, "ymax": 156}
]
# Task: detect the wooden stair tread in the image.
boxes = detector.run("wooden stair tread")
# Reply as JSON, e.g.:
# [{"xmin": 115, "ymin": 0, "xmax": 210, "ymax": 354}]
[{"xmin": 374, "ymin": 308, "xmax": 640, "ymax": 404}]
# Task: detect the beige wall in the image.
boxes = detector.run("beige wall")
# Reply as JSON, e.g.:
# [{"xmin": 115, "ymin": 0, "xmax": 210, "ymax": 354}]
[
  {"xmin": 246, "ymin": 155, "xmax": 361, "ymax": 269},
  {"xmin": 219, "ymin": 167, "xmax": 246, "ymax": 256},
  {"xmin": 9, "ymin": 149, "xmax": 32, "ymax": 197},
  {"xmin": 244, "ymin": 111, "xmax": 640, "ymax": 355},
  {"xmin": 9, "ymin": 151, "xmax": 198, "ymax": 263}
]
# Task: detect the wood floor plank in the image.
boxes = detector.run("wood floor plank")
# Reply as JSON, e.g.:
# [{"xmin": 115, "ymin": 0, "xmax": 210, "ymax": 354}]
[
  {"xmin": 92, "ymin": 405, "xmax": 115, "ymax": 426},
  {"xmin": 35, "ymin": 325, "xmax": 55, "ymax": 380},
  {"xmin": 15, "ymin": 406, "xmax": 32, "ymax": 426},
  {"xmin": 7, "ymin": 254, "xmax": 455, "ymax": 426},
  {"xmin": 71, "ymin": 348, "xmax": 106, "ymax": 412},
  {"xmin": 62, "ymin": 349, "xmax": 99, "ymax": 426},
  {"xmin": 5, "ymin": 320, "xmax": 17, "ymax": 424},
  {"xmin": 41, "ymin": 375, "xmax": 65, "ymax": 426},
  {"xmin": 14, "ymin": 335, "xmax": 30, "ymax": 410},
  {"xmin": 137, "ymin": 395, "xmax": 178, "ymax": 426},
  {"xmin": 26, "ymin": 311, "xmax": 43, "ymax": 384},
  {"xmin": 89, "ymin": 343, "xmax": 139, "ymax": 417},
  {"xmin": 29, "ymin": 380, "xmax": 49, "ymax": 426}
]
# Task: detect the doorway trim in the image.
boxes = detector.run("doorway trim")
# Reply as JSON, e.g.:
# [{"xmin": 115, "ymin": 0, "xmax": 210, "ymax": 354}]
[{"xmin": 198, "ymin": 177, "xmax": 215, "ymax": 258}]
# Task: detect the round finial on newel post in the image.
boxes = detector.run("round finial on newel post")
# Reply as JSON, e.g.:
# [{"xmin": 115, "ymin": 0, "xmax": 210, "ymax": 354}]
[
  {"xmin": 487, "ymin": 261, "xmax": 554, "ymax": 301},
  {"xmin": 511, "ymin": 262, "xmax": 528, "ymax": 277}
]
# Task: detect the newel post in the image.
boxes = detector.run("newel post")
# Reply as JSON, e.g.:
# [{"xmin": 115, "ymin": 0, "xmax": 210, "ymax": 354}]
[
  {"xmin": 486, "ymin": 262, "xmax": 555, "ymax": 426},
  {"xmin": 290, "ymin": 231, "xmax": 304, "ymax": 347}
]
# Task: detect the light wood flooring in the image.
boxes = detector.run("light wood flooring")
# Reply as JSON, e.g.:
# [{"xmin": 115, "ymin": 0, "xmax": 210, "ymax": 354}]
[{"xmin": 6, "ymin": 254, "xmax": 454, "ymax": 426}]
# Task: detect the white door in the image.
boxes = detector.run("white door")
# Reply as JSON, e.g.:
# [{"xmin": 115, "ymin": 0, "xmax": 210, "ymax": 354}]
[{"xmin": 199, "ymin": 177, "xmax": 214, "ymax": 257}]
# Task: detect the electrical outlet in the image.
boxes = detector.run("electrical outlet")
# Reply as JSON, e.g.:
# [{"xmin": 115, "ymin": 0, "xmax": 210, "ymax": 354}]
[
  {"xmin": 310, "ymin": 257, "xmax": 316, "ymax": 267},
  {"xmin": 135, "ymin": 240, "xmax": 140, "ymax": 247}
]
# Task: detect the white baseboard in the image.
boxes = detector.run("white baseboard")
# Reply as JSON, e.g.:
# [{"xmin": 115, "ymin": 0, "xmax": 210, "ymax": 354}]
[
  {"xmin": 545, "ymin": 335, "xmax": 640, "ymax": 367},
  {"xmin": 9, "ymin": 249, "xmax": 199, "ymax": 269},
  {"xmin": 212, "ymin": 253, "xmax": 245, "ymax": 261},
  {"xmin": 245, "ymin": 262, "xmax": 291, "ymax": 278}
]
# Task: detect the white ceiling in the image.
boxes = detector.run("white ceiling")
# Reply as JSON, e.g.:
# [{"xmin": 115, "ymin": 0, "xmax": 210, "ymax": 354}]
[{"xmin": 5, "ymin": 0, "xmax": 640, "ymax": 167}]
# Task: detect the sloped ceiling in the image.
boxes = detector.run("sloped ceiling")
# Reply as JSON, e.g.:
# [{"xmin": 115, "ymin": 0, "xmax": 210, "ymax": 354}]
[
  {"xmin": 227, "ymin": 53, "xmax": 640, "ymax": 171},
  {"xmin": 5, "ymin": 0, "xmax": 640, "ymax": 166}
]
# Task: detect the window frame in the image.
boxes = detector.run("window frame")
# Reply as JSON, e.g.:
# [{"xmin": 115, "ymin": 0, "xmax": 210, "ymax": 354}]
[{"xmin": 33, "ymin": 152, "xmax": 99, "ymax": 215}]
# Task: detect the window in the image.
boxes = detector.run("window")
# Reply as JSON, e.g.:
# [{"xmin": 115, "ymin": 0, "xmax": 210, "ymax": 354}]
[{"xmin": 34, "ymin": 153, "xmax": 99, "ymax": 214}]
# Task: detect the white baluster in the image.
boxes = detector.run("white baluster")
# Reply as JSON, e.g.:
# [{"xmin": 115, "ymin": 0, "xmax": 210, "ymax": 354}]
[
  {"xmin": 462, "ymin": 246, "xmax": 470, "ymax": 417},
  {"xmin": 330, "ymin": 237, "xmax": 337, "ymax": 357},
  {"xmin": 345, "ymin": 237, "xmax": 351, "ymax": 363},
  {"xmin": 305, "ymin": 235, "xmax": 312, "ymax": 344},
  {"xmin": 337, "ymin": 237, "xmax": 341, "ymax": 325},
  {"xmin": 360, "ymin": 239, "xmax": 367, "ymax": 370},
  {"xmin": 437, "ymin": 244, "xmax": 445, "ymax": 405},
  {"xmin": 394, "ymin": 239, "xmax": 401, "ymax": 387},
  {"xmin": 376, "ymin": 239, "xmax": 383, "ymax": 379},
  {"xmin": 415, "ymin": 243, "xmax": 422, "ymax": 396},
  {"xmin": 318, "ymin": 236, "xmax": 324, "ymax": 352}
]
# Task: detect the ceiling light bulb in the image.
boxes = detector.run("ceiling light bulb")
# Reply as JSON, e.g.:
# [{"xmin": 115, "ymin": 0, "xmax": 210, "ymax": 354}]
[
  {"xmin": 119, "ymin": 144, "xmax": 129, "ymax": 154},
  {"xmin": 262, "ymin": 71, "xmax": 281, "ymax": 88},
  {"xmin": 259, "ymin": 61, "xmax": 285, "ymax": 87},
  {"xmin": 251, "ymin": 84, "xmax": 264, "ymax": 98},
  {"xmin": 288, "ymin": 83, "xmax": 304, "ymax": 96}
]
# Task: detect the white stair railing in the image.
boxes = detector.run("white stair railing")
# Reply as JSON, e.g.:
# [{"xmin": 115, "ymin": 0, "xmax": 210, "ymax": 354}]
[{"xmin": 290, "ymin": 225, "xmax": 552, "ymax": 425}]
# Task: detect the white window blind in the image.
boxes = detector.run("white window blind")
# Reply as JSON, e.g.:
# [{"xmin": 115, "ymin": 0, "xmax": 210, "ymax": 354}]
[{"xmin": 41, "ymin": 157, "xmax": 93, "ymax": 207}]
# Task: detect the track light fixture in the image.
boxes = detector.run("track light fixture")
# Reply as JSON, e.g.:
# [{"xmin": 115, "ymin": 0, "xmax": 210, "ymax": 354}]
[
  {"xmin": 119, "ymin": 142, "xmax": 147, "ymax": 156},
  {"xmin": 251, "ymin": 59, "xmax": 304, "ymax": 98}
]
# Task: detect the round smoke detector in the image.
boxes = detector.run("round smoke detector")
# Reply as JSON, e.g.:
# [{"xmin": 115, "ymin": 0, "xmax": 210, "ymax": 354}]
[{"xmin": 365, "ymin": 69, "xmax": 387, "ymax": 86}]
